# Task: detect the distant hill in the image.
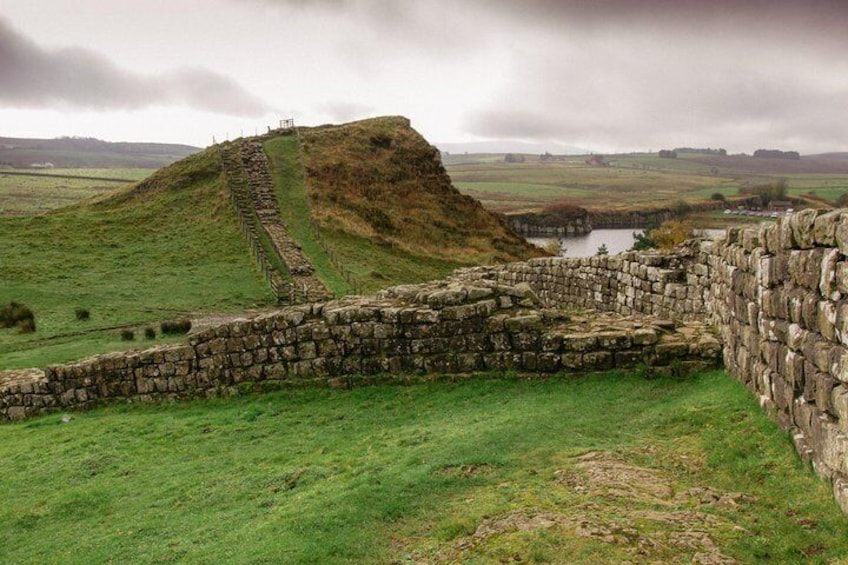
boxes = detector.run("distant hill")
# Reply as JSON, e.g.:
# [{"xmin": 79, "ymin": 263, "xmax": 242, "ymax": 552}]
[{"xmin": 0, "ymin": 136, "xmax": 200, "ymax": 169}]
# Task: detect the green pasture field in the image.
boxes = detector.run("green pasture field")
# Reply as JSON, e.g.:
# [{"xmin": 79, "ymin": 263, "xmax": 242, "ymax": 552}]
[
  {"xmin": 1, "ymin": 370, "xmax": 846, "ymax": 564},
  {"xmin": 450, "ymin": 161, "xmax": 733, "ymax": 213},
  {"xmin": 0, "ymin": 168, "xmax": 151, "ymax": 216},
  {"xmin": 446, "ymin": 153, "xmax": 848, "ymax": 214},
  {"xmin": 784, "ymin": 175, "xmax": 848, "ymax": 202},
  {"xmin": 0, "ymin": 151, "xmax": 274, "ymax": 369},
  {"xmin": 10, "ymin": 168, "xmax": 152, "ymax": 180}
]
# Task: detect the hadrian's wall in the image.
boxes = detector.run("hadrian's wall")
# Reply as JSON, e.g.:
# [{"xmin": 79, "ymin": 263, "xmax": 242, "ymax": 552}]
[
  {"xmin": 6, "ymin": 208, "xmax": 848, "ymax": 512},
  {"xmin": 708, "ymin": 210, "xmax": 848, "ymax": 514},
  {"xmin": 0, "ymin": 279, "xmax": 720, "ymax": 421},
  {"xmin": 454, "ymin": 209, "xmax": 848, "ymax": 513},
  {"xmin": 451, "ymin": 242, "xmax": 712, "ymax": 322}
]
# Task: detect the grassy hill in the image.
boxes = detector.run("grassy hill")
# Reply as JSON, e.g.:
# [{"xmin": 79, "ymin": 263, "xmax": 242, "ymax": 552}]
[
  {"xmin": 0, "ymin": 149, "xmax": 274, "ymax": 368},
  {"xmin": 2, "ymin": 370, "xmax": 847, "ymax": 563},
  {"xmin": 0, "ymin": 117, "xmax": 542, "ymax": 369}
]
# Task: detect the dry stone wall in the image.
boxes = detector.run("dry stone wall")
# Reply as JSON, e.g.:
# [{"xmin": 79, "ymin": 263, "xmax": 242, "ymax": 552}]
[
  {"xmin": 451, "ymin": 243, "xmax": 711, "ymax": 322},
  {"xmin": 7, "ymin": 208, "xmax": 848, "ymax": 513},
  {"xmin": 0, "ymin": 279, "xmax": 720, "ymax": 422},
  {"xmin": 708, "ymin": 209, "xmax": 848, "ymax": 513}
]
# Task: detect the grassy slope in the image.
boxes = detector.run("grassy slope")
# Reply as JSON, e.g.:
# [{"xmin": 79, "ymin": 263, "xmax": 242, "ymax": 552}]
[
  {"xmin": 298, "ymin": 117, "xmax": 545, "ymax": 275},
  {"xmin": 0, "ymin": 149, "xmax": 273, "ymax": 369},
  {"xmin": 263, "ymin": 135, "xmax": 350, "ymax": 296},
  {"xmin": 0, "ymin": 371, "xmax": 846, "ymax": 564}
]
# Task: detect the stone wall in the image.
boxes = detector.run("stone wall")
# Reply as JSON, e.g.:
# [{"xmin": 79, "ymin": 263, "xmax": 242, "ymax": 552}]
[
  {"xmin": 707, "ymin": 210, "xmax": 848, "ymax": 513},
  {"xmin": 451, "ymin": 242, "xmax": 711, "ymax": 322},
  {"xmin": 6, "ymin": 209, "xmax": 848, "ymax": 512},
  {"xmin": 0, "ymin": 279, "xmax": 720, "ymax": 421},
  {"xmin": 451, "ymin": 210, "xmax": 848, "ymax": 513}
]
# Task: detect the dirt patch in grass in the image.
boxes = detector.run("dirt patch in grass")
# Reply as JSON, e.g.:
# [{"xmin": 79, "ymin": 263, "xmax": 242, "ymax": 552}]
[
  {"xmin": 435, "ymin": 464, "xmax": 495, "ymax": 479},
  {"xmin": 405, "ymin": 450, "xmax": 753, "ymax": 564}
]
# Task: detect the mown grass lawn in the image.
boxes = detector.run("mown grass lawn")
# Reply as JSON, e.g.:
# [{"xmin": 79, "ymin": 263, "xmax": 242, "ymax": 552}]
[{"xmin": 1, "ymin": 370, "xmax": 846, "ymax": 564}]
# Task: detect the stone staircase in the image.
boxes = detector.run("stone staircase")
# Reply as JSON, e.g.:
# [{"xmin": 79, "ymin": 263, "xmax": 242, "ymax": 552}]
[{"xmin": 219, "ymin": 138, "xmax": 330, "ymax": 304}]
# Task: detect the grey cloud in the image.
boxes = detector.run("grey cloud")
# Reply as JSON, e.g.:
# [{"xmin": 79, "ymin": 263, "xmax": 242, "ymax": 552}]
[
  {"xmin": 0, "ymin": 17, "xmax": 270, "ymax": 116},
  {"xmin": 466, "ymin": 41, "xmax": 848, "ymax": 154}
]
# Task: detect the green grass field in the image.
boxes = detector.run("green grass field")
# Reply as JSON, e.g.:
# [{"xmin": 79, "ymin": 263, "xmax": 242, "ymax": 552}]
[
  {"xmin": 0, "ymin": 168, "xmax": 152, "ymax": 216},
  {"xmin": 446, "ymin": 153, "xmax": 848, "ymax": 214},
  {"xmin": 1, "ymin": 370, "xmax": 845, "ymax": 564},
  {"xmin": 0, "ymin": 150, "xmax": 274, "ymax": 369}
]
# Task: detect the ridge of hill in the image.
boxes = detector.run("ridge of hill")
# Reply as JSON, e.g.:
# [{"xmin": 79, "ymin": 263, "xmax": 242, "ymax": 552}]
[
  {"xmin": 0, "ymin": 136, "xmax": 200, "ymax": 169},
  {"xmin": 0, "ymin": 116, "xmax": 543, "ymax": 368},
  {"xmin": 298, "ymin": 116, "xmax": 542, "ymax": 267}
]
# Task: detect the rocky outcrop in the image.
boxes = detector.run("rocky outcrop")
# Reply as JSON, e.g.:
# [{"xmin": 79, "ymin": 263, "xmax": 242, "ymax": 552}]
[{"xmin": 504, "ymin": 207, "xmax": 592, "ymax": 237}]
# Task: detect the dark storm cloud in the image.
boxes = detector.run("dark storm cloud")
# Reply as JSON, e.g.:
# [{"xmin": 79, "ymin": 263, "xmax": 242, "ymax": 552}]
[
  {"xmin": 0, "ymin": 17, "xmax": 270, "ymax": 116},
  {"xmin": 479, "ymin": 0, "xmax": 848, "ymax": 35}
]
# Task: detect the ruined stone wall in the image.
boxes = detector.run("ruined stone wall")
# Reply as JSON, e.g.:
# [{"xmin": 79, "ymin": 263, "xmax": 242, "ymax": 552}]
[
  {"xmin": 7, "ymin": 210, "xmax": 848, "ymax": 512},
  {"xmin": 451, "ymin": 221, "xmax": 848, "ymax": 511},
  {"xmin": 707, "ymin": 209, "xmax": 848, "ymax": 513},
  {"xmin": 452, "ymin": 244, "xmax": 712, "ymax": 322},
  {"xmin": 0, "ymin": 279, "xmax": 720, "ymax": 422}
]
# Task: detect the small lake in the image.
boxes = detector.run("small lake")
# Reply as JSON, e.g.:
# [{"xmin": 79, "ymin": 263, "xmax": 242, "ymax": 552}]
[{"xmin": 529, "ymin": 228, "xmax": 725, "ymax": 258}]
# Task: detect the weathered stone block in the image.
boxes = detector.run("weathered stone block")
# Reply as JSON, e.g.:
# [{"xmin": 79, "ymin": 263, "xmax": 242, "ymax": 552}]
[
  {"xmin": 560, "ymin": 352, "xmax": 583, "ymax": 370},
  {"xmin": 583, "ymin": 351, "xmax": 613, "ymax": 370},
  {"xmin": 561, "ymin": 333, "xmax": 598, "ymax": 351},
  {"xmin": 789, "ymin": 209, "xmax": 823, "ymax": 249},
  {"xmin": 813, "ymin": 209, "xmax": 844, "ymax": 247}
]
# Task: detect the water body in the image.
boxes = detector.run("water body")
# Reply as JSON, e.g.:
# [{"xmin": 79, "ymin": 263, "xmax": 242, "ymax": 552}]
[{"xmin": 529, "ymin": 228, "xmax": 725, "ymax": 258}]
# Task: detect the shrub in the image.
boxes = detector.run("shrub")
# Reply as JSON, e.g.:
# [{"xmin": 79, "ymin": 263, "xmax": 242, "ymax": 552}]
[
  {"xmin": 596, "ymin": 243, "xmax": 609, "ymax": 256},
  {"xmin": 161, "ymin": 319, "xmax": 192, "ymax": 335},
  {"xmin": 711, "ymin": 192, "xmax": 726, "ymax": 202},
  {"xmin": 739, "ymin": 179, "xmax": 788, "ymax": 206},
  {"xmin": 75, "ymin": 308, "xmax": 90, "ymax": 321},
  {"xmin": 18, "ymin": 318, "xmax": 36, "ymax": 334},
  {"xmin": 120, "ymin": 329, "xmax": 135, "ymax": 341},
  {"xmin": 630, "ymin": 220, "xmax": 695, "ymax": 251},
  {"xmin": 144, "ymin": 327, "xmax": 156, "ymax": 340},
  {"xmin": 0, "ymin": 302, "xmax": 35, "ymax": 331},
  {"xmin": 542, "ymin": 239, "xmax": 562, "ymax": 256}
]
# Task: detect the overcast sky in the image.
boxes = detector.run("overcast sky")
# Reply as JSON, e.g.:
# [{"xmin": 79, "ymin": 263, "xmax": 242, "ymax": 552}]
[{"xmin": 0, "ymin": 0, "xmax": 846, "ymax": 154}]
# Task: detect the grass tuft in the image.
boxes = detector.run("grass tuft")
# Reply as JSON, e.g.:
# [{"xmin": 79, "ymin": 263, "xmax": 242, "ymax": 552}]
[{"xmin": 160, "ymin": 319, "xmax": 192, "ymax": 335}]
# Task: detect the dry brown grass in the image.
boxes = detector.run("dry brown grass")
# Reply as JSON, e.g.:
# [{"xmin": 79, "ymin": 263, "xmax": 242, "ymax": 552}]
[{"xmin": 298, "ymin": 117, "xmax": 544, "ymax": 265}]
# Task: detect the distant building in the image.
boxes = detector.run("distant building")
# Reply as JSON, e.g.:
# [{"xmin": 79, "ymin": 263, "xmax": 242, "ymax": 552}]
[
  {"xmin": 585, "ymin": 155, "xmax": 609, "ymax": 167},
  {"xmin": 29, "ymin": 162, "xmax": 55, "ymax": 169},
  {"xmin": 768, "ymin": 200, "xmax": 793, "ymax": 211}
]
